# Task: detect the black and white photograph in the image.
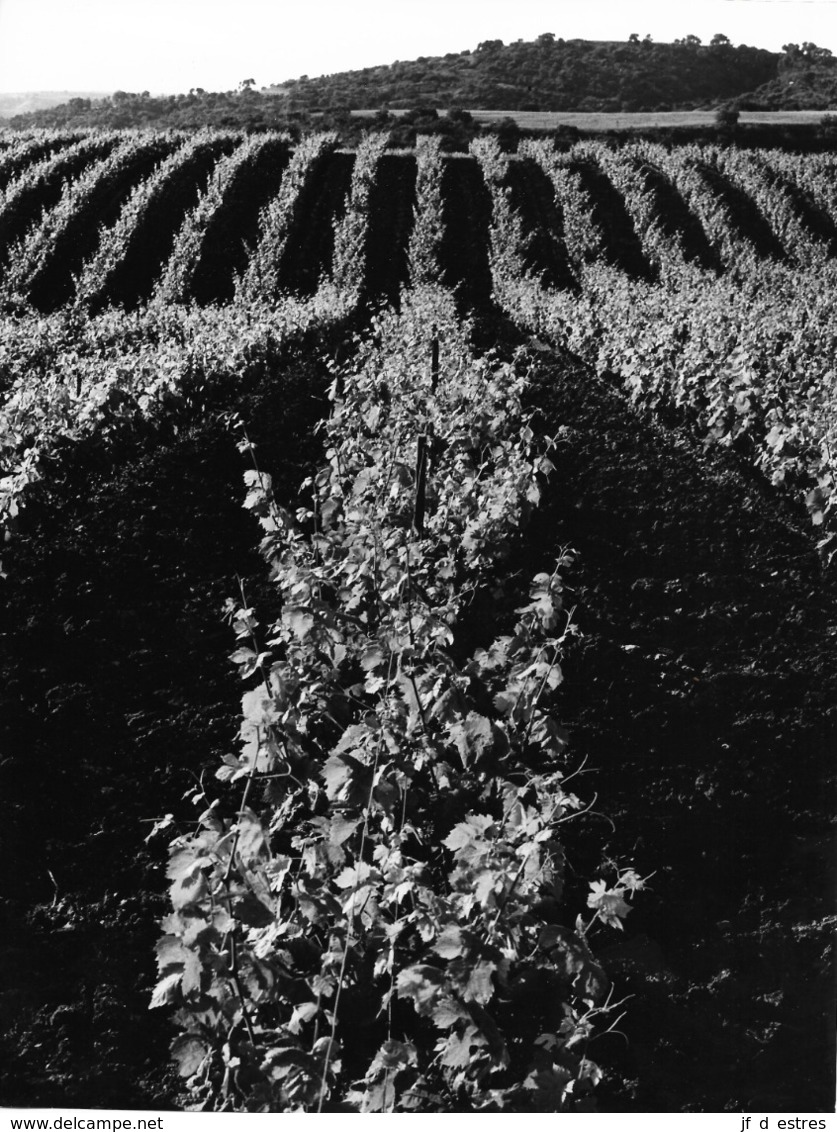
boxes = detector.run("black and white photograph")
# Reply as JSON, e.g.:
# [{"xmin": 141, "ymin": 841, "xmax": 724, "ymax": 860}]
[{"xmin": 0, "ymin": 0, "xmax": 834, "ymax": 1119}]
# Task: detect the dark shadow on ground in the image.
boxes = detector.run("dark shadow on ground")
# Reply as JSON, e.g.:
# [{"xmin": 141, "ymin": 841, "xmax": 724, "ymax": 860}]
[
  {"xmin": 502, "ymin": 349, "xmax": 836, "ymax": 1112},
  {"xmin": 0, "ymin": 342, "xmax": 335, "ymax": 1108}
]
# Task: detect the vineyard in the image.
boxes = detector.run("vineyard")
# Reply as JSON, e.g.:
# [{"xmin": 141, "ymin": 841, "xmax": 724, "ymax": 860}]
[{"xmin": 0, "ymin": 126, "xmax": 834, "ymax": 1113}]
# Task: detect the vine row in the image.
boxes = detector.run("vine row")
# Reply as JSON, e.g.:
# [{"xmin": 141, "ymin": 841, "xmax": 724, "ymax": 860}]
[{"xmin": 155, "ymin": 284, "xmax": 639, "ymax": 1112}]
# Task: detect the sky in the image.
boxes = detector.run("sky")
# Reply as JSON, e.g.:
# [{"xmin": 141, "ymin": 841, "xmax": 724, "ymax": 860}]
[{"xmin": 0, "ymin": 0, "xmax": 836, "ymax": 95}]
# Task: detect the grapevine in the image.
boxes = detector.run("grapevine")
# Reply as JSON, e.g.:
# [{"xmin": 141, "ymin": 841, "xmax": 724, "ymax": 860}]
[{"xmin": 155, "ymin": 286, "xmax": 640, "ymax": 1112}]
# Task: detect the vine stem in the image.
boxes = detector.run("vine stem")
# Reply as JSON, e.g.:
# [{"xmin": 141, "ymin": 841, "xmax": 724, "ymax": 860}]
[
  {"xmin": 218, "ymin": 574, "xmax": 284, "ymax": 1050},
  {"xmin": 316, "ymin": 730, "xmax": 384, "ymax": 1113},
  {"xmin": 315, "ymin": 632, "xmax": 397, "ymax": 1112},
  {"xmin": 219, "ymin": 731, "xmax": 260, "ymax": 1048}
]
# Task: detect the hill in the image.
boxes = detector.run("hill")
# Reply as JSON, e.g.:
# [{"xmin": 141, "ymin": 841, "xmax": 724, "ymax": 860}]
[
  {"xmin": 266, "ymin": 34, "xmax": 832, "ymax": 113},
  {"xmin": 741, "ymin": 42, "xmax": 837, "ymax": 109}
]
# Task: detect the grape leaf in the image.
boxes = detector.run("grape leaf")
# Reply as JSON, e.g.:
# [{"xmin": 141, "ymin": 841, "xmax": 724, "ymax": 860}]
[
  {"xmin": 587, "ymin": 880, "xmax": 632, "ymax": 928},
  {"xmin": 181, "ymin": 949, "xmax": 203, "ymax": 998},
  {"xmin": 431, "ymin": 996, "xmax": 468, "ymax": 1029},
  {"xmin": 432, "ymin": 924, "xmax": 464, "ymax": 959},
  {"xmin": 329, "ymin": 814, "xmax": 360, "ymax": 846},
  {"xmin": 396, "ymin": 964, "xmax": 444, "ymax": 1015},
  {"xmin": 236, "ymin": 808, "xmax": 269, "ymax": 866},
  {"xmin": 464, "ymin": 959, "xmax": 496, "ymax": 1005},
  {"xmin": 438, "ymin": 1027, "xmax": 480, "ymax": 1069},
  {"xmin": 283, "ymin": 606, "xmax": 315, "ymax": 639},
  {"xmin": 322, "ymin": 754, "xmax": 353, "ymax": 800},
  {"xmin": 474, "ymin": 869, "xmax": 498, "ymax": 906},
  {"xmin": 156, "ymin": 933, "xmax": 187, "ymax": 973},
  {"xmin": 443, "ymin": 813, "xmax": 494, "ymax": 852},
  {"xmin": 170, "ymin": 1035, "xmax": 208, "ymax": 1079},
  {"xmin": 150, "ymin": 971, "xmax": 182, "ymax": 1009}
]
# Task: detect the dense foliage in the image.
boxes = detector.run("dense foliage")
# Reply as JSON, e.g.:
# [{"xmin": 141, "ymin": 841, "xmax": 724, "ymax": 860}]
[
  {"xmin": 737, "ymin": 40, "xmax": 837, "ymax": 109},
  {"xmin": 272, "ymin": 35, "xmax": 780, "ymax": 114}
]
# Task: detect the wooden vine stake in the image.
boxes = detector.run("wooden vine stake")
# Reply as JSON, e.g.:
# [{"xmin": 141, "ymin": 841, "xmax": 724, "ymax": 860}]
[{"xmin": 413, "ymin": 326, "xmax": 439, "ymax": 537}]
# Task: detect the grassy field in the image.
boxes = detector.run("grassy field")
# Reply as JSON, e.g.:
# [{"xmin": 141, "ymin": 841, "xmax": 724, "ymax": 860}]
[{"xmin": 352, "ymin": 108, "xmax": 835, "ymax": 130}]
